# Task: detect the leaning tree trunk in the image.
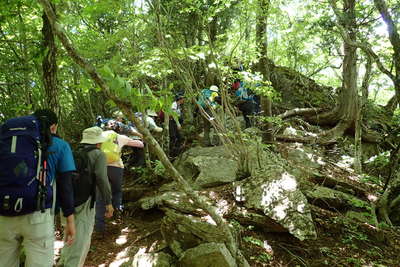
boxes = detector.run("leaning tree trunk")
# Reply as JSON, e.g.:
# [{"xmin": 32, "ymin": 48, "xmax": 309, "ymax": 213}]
[{"xmin": 37, "ymin": 0, "xmax": 249, "ymax": 265}]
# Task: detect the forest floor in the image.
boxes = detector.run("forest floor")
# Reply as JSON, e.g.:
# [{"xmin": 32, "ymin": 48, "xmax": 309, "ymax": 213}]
[
  {"xmin": 78, "ymin": 203, "xmax": 400, "ymax": 267},
  {"xmin": 55, "ymin": 144, "xmax": 400, "ymax": 267},
  {"xmin": 80, "ymin": 168, "xmax": 400, "ymax": 267}
]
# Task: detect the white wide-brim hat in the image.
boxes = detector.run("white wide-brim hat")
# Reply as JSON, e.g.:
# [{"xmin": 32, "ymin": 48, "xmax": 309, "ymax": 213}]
[
  {"xmin": 80, "ymin": 126, "xmax": 108, "ymax": 144},
  {"xmin": 210, "ymin": 85, "xmax": 219, "ymax": 92}
]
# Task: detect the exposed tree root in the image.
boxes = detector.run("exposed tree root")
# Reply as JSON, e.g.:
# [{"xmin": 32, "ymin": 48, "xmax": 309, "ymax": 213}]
[
  {"xmin": 284, "ymin": 117, "xmax": 322, "ymax": 133},
  {"xmin": 276, "ymin": 105, "xmax": 382, "ymax": 144},
  {"xmin": 276, "ymin": 118, "xmax": 349, "ymax": 145}
]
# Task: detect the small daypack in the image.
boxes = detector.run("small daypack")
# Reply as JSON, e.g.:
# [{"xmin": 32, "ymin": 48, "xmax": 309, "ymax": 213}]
[
  {"xmin": 0, "ymin": 115, "xmax": 52, "ymax": 216},
  {"xmin": 101, "ymin": 131, "xmax": 120, "ymax": 164},
  {"xmin": 71, "ymin": 145, "xmax": 98, "ymax": 208}
]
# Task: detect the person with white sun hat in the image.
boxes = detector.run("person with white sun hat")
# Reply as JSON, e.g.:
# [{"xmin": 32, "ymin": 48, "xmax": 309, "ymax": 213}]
[{"xmin": 59, "ymin": 126, "xmax": 113, "ymax": 267}]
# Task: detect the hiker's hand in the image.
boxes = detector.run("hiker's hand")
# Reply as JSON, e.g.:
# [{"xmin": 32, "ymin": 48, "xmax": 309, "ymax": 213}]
[
  {"xmin": 105, "ymin": 204, "xmax": 114, "ymax": 218},
  {"xmin": 65, "ymin": 215, "xmax": 76, "ymax": 246}
]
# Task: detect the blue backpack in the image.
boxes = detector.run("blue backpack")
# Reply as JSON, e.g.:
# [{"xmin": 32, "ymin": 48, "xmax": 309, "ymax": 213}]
[
  {"xmin": 0, "ymin": 115, "xmax": 52, "ymax": 216},
  {"xmin": 197, "ymin": 89, "xmax": 213, "ymax": 108}
]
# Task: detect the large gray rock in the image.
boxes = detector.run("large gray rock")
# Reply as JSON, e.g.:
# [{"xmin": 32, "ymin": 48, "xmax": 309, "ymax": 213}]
[
  {"xmin": 123, "ymin": 185, "xmax": 158, "ymax": 202},
  {"xmin": 173, "ymin": 144, "xmax": 318, "ymax": 241},
  {"xmin": 174, "ymin": 146, "xmax": 238, "ymax": 188},
  {"xmin": 137, "ymin": 191, "xmax": 204, "ymax": 215},
  {"xmin": 304, "ymin": 186, "xmax": 369, "ymax": 211},
  {"xmin": 228, "ymin": 209, "xmax": 287, "ymax": 233},
  {"xmin": 131, "ymin": 251, "xmax": 174, "ymax": 267},
  {"xmin": 281, "ymin": 143, "xmax": 322, "ymax": 170},
  {"xmin": 238, "ymin": 168, "xmax": 317, "ymax": 240},
  {"xmin": 178, "ymin": 243, "xmax": 237, "ymax": 267},
  {"xmin": 161, "ymin": 209, "xmax": 228, "ymax": 257}
]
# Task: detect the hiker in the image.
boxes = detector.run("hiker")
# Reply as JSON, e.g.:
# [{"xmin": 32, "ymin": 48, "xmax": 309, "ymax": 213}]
[
  {"xmin": 123, "ymin": 121, "xmax": 145, "ymax": 167},
  {"xmin": 134, "ymin": 110, "xmax": 163, "ymax": 133},
  {"xmin": 59, "ymin": 126, "xmax": 113, "ymax": 267},
  {"xmin": 113, "ymin": 111, "xmax": 143, "ymax": 138},
  {"xmin": 94, "ymin": 127, "xmax": 144, "ymax": 235},
  {"xmin": 101, "ymin": 114, "xmax": 145, "ymax": 167},
  {"xmin": 0, "ymin": 109, "xmax": 76, "ymax": 267},
  {"xmin": 170, "ymin": 93, "xmax": 185, "ymax": 157},
  {"xmin": 97, "ymin": 116, "xmax": 142, "ymax": 139},
  {"xmin": 234, "ymin": 80, "xmax": 258, "ymax": 128},
  {"xmin": 197, "ymin": 85, "xmax": 220, "ymax": 146}
]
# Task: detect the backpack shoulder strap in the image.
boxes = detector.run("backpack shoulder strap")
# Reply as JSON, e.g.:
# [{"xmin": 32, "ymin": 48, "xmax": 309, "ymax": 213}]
[
  {"xmin": 83, "ymin": 145, "xmax": 99, "ymax": 153},
  {"xmin": 74, "ymin": 145, "xmax": 99, "ymax": 208}
]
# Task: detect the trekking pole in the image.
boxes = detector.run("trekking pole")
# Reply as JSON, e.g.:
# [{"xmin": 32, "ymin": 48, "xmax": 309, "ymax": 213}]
[
  {"xmin": 37, "ymin": 150, "xmax": 47, "ymax": 213},
  {"xmin": 39, "ymin": 160, "xmax": 48, "ymax": 213}
]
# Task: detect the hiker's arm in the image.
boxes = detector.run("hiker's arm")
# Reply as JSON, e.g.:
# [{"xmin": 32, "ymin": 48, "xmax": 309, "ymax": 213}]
[
  {"xmin": 56, "ymin": 171, "xmax": 75, "ymax": 217},
  {"xmin": 130, "ymin": 130, "xmax": 143, "ymax": 139},
  {"xmin": 126, "ymin": 139, "xmax": 144, "ymax": 148},
  {"xmin": 94, "ymin": 151, "xmax": 114, "ymax": 218},
  {"xmin": 94, "ymin": 152, "xmax": 112, "ymax": 207},
  {"xmin": 64, "ymin": 214, "xmax": 76, "ymax": 246},
  {"xmin": 57, "ymin": 171, "xmax": 76, "ymax": 246},
  {"xmin": 119, "ymin": 134, "xmax": 144, "ymax": 148},
  {"xmin": 171, "ymin": 103, "xmax": 182, "ymax": 130},
  {"xmin": 130, "ymin": 126, "xmax": 143, "ymax": 139}
]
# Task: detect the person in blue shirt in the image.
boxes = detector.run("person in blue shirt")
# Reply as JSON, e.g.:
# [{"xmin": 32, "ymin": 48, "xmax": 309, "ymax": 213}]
[
  {"xmin": 0, "ymin": 109, "xmax": 76, "ymax": 267},
  {"xmin": 196, "ymin": 85, "xmax": 220, "ymax": 146},
  {"xmin": 234, "ymin": 80, "xmax": 258, "ymax": 128}
]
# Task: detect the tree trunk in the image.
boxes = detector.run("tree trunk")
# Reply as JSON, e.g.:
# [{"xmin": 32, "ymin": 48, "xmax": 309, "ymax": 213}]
[
  {"xmin": 41, "ymin": 7, "xmax": 59, "ymax": 114},
  {"xmin": 336, "ymin": 0, "xmax": 358, "ymax": 128},
  {"xmin": 354, "ymin": 55, "xmax": 372, "ymax": 173},
  {"xmin": 256, "ymin": 0, "xmax": 273, "ymax": 143},
  {"xmin": 275, "ymin": 0, "xmax": 362, "ymax": 144},
  {"xmin": 272, "ymin": 0, "xmax": 360, "ymax": 145},
  {"xmin": 385, "ymin": 95, "xmax": 397, "ymax": 113}
]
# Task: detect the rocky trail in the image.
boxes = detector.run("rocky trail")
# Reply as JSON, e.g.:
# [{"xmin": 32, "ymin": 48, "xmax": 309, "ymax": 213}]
[{"xmin": 71, "ymin": 139, "xmax": 400, "ymax": 267}]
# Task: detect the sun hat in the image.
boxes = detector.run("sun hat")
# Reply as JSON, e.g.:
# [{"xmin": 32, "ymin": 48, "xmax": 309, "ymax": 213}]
[
  {"xmin": 80, "ymin": 126, "xmax": 108, "ymax": 144},
  {"xmin": 209, "ymin": 85, "xmax": 219, "ymax": 92},
  {"xmin": 146, "ymin": 110, "xmax": 158, "ymax": 117},
  {"xmin": 113, "ymin": 110, "xmax": 124, "ymax": 117},
  {"xmin": 175, "ymin": 92, "xmax": 185, "ymax": 101}
]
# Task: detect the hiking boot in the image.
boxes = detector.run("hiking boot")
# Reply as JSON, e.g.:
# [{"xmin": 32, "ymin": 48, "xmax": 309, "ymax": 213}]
[{"xmin": 113, "ymin": 208, "xmax": 124, "ymax": 221}]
